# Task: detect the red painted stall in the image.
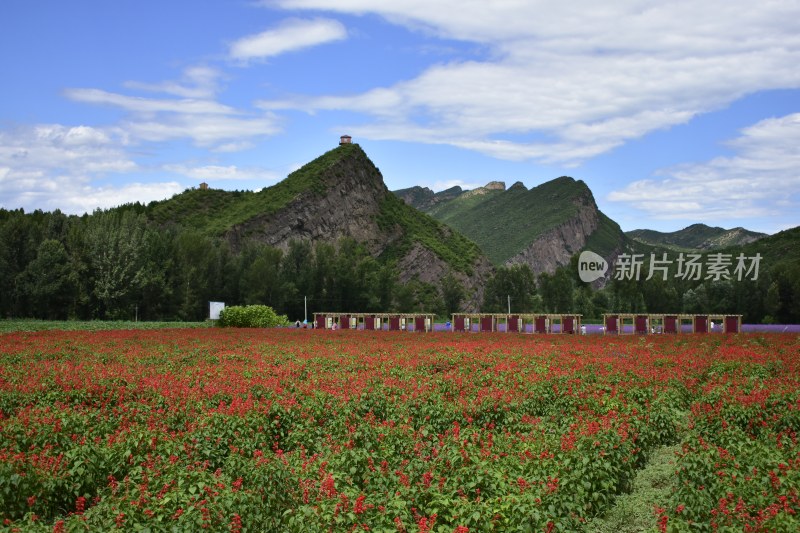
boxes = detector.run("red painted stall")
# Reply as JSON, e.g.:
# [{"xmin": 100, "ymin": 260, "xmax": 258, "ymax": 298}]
[
  {"xmin": 453, "ymin": 315, "xmax": 466, "ymax": 332},
  {"xmin": 388, "ymin": 316, "xmax": 401, "ymax": 331},
  {"xmin": 364, "ymin": 315, "xmax": 376, "ymax": 330},
  {"xmin": 663, "ymin": 315, "xmax": 678, "ymax": 334},
  {"xmin": 339, "ymin": 315, "xmax": 350, "ymax": 329},
  {"xmin": 604, "ymin": 315, "xmax": 618, "ymax": 334},
  {"xmin": 316, "ymin": 315, "xmax": 326, "ymax": 329},
  {"xmin": 562, "ymin": 316, "xmax": 575, "ymax": 334},
  {"xmin": 724, "ymin": 315, "xmax": 740, "ymax": 334},
  {"xmin": 694, "ymin": 315, "xmax": 708, "ymax": 334},
  {"xmin": 635, "ymin": 315, "xmax": 648, "ymax": 335},
  {"xmin": 480, "ymin": 316, "xmax": 494, "ymax": 332},
  {"xmin": 534, "ymin": 316, "xmax": 547, "ymax": 334},
  {"xmin": 507, "ymin": 315, "xmax": 520, "ymax": 332},
  {"xmin": 414, "ymin": 316, "xmax": 426, "ymax": 332}
]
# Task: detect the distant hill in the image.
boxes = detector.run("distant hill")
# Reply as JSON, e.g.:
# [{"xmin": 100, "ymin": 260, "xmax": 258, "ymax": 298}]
[
  {"xmin": 144, "ymin": 143, "xmax": 493, "ymax": 309},
  {"xmin": 626, "ymin": 224, "xmax": 767, "ymax": 250},
  {"xmin": 393, "ymin": 185, "xmax": 463, "ymax": 212},
  {"xmin": 395, "ymin": 177, "xmax": 627, "ymax": 277}
]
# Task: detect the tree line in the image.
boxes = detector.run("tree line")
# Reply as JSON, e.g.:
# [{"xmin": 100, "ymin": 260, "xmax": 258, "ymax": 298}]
[
  {"xmin": 1, "ymin": 207, "xmax": 797, "ymax": 323},
  {"xmin": 482, "ymin": 254, "xmax": 799, "ymax": 324},
  {"xmin": 0, "ymin": 208, "xmax": 460, "ymax": 321}
]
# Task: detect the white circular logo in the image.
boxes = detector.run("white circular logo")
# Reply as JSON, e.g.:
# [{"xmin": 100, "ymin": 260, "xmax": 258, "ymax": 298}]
[{"xmin": 578, "ymin": 250, "xmax": 608, "ymax": 283}]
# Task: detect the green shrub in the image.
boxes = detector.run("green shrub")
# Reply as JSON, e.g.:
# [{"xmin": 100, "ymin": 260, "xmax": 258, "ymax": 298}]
[{"xmin": 217, "ymin": 305, "xmax": 290, "ymax": 328}]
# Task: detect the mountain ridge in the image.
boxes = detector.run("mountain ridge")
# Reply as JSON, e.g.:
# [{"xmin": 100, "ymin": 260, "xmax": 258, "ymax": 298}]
[
  {"xmin": 395, "ymin": 176, "xmax": 628, "ymax": 278},
  {"xmin": 626, "ymin": 223, "xmax": 767, "ymax": 250},
  {"xmin": 394, "ymin": 179, "xmax": 769, "ymax": 281},
  {"xmin": 145, "ymin": 143, "xmax": 493, "ymax": 310}
]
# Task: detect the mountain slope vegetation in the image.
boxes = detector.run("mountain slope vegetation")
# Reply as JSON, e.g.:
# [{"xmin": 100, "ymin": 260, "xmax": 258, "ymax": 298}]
[{"xmin": 626, "ymin": 224, "xmax": 766, "ymax": 250}]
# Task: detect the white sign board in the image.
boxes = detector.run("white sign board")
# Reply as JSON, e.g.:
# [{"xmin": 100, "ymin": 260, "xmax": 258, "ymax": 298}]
[{"xmin": 209, "ymin": 301, "xmax": 225, "ymax": 320}]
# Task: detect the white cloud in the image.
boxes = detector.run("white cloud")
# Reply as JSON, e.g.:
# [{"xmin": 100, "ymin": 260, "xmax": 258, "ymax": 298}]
[
  {"xmin": 65, "ymin": 88, "xmax": 236, "ymax": 115},
  {"xmin": 55, "ymin": 181, "xmax": 185, "ymax": 214},
  {"xmin": 0, "ymin": 124, "xmax": 183, "ymax": 214},
  {"xmin": 0, "ymin": 125, "xmax": 135, "ymax": 175},
  {"xmin": 229, "ymin": 18, "xmax": 346, "ymax": 61},
  {"xmin": 121, "ymin": 113, "xmax": 280, "ymax": 147},
  {"xmin": 66, "ymin": 80, "xmax": 281, "ymax": 150},
  {"xmin": 259, "ymin": 1, "xmax": 800, "ymax": 165},
  {"xmin": 123, "ymin": 66, "xmax": 223, "ymax": 99},
  {"xmin": 608, "ymin": 113, "xmax": 800, "ymax": 222},
  {"xmin": 164, "ymin": 164, "xmax": 281, "ymax": 182}
]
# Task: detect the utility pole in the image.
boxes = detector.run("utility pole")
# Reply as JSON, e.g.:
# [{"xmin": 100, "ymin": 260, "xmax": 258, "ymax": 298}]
[
  {"xmin": 507, "ymin": 295, "xmax": 511, "ymax": 314},
  {"xmin": 304, "ymin": 296, "xmax": 307, "ymax": 324}
]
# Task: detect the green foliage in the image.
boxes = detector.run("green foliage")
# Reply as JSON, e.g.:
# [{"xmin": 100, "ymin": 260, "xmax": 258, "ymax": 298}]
[
  {"xmin": 425, "ymin": 187, "xmax": 504, "ymax": 221},
  {"xmin": 588, "ymin": 444, "xmax": 681, "ymax": 533},
  {"xmin": 394, "ymin": 184, "xmax": 463, "ymax": 211},
  {"xmin": 421, "ymin": 176, "xmax": 619, "ymax": 266},
  {"xmin": 377, "ymin": 192, "xmax": 482, "ymax": 275},
  {"xmin": 538, "ymin": 266, "xmax": 575, "ymax": 313},
  {"xmin": 1, "ymin": 330, "xmax": 799, "ymax": 531},
  {"xmin": 218, "ymin": 304, "xmax": 290, "ymax": 328},
  {"xmin": 440, "ymin": 271, "xmax": 466, "ymax": 315},
  {"xmin": 627, "ymin": 223, "xmax": 767, "ymax": 251},
  {"xmin": 84, "ymin": 210, "xmax": 152, "ymax": 319},
  {"xmin": 146, "ymin": 145, "xmax": 345, "ymax": 236},
  {"xmin": 16, "ymin": 239, "xmax": 73, "ymax": 319},
  {"xmin": 583, "ymin": 212, "xmax": 628, "ymax": 258},
  {"xmin": 482, "ymin": 263, "xmax": 538, "ymax": 313}
]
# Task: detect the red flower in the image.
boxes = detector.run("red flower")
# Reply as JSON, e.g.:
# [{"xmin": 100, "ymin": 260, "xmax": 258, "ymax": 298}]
[
  {"xmin": 230, "ymin": 514, "xmax": 243, "ymax": 533},
  {"xmin": 354, "ymin": 494, "xmax": 367, "ymax": 514}
]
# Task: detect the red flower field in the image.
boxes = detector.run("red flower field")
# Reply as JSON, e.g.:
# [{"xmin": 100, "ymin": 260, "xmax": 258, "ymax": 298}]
[{"xmin": 0, "ymin": 329, "xmax": 798, "ymax": 532}]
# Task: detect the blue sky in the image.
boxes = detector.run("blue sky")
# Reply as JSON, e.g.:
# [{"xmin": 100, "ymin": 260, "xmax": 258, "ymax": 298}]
[{"xmin": 1, "ymin": 0, "xmax": 798, "ymax": 234}]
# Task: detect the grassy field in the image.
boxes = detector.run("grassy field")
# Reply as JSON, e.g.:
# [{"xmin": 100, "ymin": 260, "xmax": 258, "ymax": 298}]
[{"xmin": 0, "ymin": 319, "xmax": 210, "ymax": 333}]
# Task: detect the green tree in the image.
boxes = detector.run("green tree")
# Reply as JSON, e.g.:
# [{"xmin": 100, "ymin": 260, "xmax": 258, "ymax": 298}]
[
  {"xmin": 0, "ymin": 210, "xmax": 41, "ymax": 316},
  {"xmin": 17, "ymin": 239, "xmax": 74, "ymax": 319},
  {"xmin": 440, "ymin": 271, "xmax": 466, "ymax": 315},
  {"xmin": 483, "ymin": 264, "xmax": 537, "ymax": 313},
  {"xmin": 769, "ymin": 262, "xmax": 800, "ymax": 323},
  {"xmin": 281, "ymin": 240, "xmax": 315, "ymax": 320},
  {"xmin": 240, "ymin": 244, "xmax": 285, "ymax": 308},
  {"xmin": 85, "ymin": 210, "xmax": 149, "ymax": 319},
  {"xmin": 394, "ymin": 283, "xmax": 416, "ymax": 312},
  {"xmin": 538, "ymin": 266, "xmax": 574, "ymax": 312}
]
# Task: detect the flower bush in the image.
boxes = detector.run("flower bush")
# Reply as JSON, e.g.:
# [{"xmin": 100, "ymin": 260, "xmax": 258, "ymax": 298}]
[{"xmin": 0, "ymin": 329, "xmax": 797, "ymax": 531}]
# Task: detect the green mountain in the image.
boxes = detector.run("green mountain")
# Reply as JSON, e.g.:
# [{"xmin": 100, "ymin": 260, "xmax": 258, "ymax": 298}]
[
  {"xmin": 393, "ymin": 185, "xmax": 463, "ymax": 211},
  {"xmin": 627, "ymin": 224, "xmax": 767, "ymax": 250},
  {"xmin": 143, "ymin": 142, "xmax": 493, "ymax": 307},
  {"xmin": 395, "ymin": 177, "xmax": 628, "ymax": 275}
]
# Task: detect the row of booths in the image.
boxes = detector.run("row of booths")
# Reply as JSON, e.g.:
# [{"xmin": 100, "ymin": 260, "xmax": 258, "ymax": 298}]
[
  {"xmin": 314, "ymin": 313, "xmax": 436, "ymax": 332},
  {"xmin": 312, "ymin": 312, "xmax": 743, "ymax": 334},
  {"xmin": 602, "ymin": 314, "xmax": 742, "ymax": 334},
  {"xmin": 313, "ymin": 313, "xmax": 585, "ymax": 333},
  {"xmin": 450, "ymin": 313, "xmax": 582, "ymax": 334}
]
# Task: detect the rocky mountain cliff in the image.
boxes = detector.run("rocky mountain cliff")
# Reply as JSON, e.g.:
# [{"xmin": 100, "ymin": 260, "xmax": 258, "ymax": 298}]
[
  {"xmin": 393, "ymin": 185, "xmax": 463, "ymax": 211},
  {"xmin": 506, "ymin": 191, "xmax": 601, "ymax": 274},
  {"xmin": 396, "ymin": 176, "xmax": 626, "ymax": 277},
  {"xmin": 225, "ymin": 144, "xmax": 389, "ymax": 255},
  {"xmin": 149, "ymin": 143, "xmax": 493, "ymax": 310}
]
